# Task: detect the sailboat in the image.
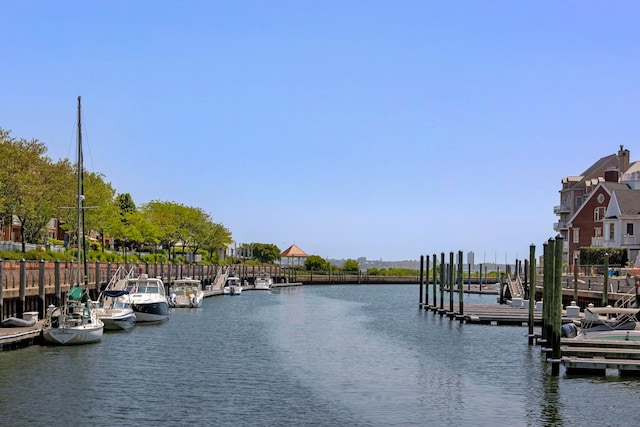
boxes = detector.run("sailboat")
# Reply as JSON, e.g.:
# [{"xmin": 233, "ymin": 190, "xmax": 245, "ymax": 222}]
[{"xmin": 42, "ymin": 96, "xmax": 105, "ymax": 345}]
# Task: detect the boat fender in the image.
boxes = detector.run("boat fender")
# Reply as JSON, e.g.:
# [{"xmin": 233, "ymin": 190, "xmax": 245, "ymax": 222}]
[{"xmin": 561, "ymin": 323, "xmax": 578, "ymax": 338}]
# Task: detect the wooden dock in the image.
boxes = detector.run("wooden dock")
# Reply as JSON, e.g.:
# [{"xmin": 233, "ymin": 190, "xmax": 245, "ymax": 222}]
[{"xmin": 421, "ymin": 303, "xmax": 545, "ymax": 326}]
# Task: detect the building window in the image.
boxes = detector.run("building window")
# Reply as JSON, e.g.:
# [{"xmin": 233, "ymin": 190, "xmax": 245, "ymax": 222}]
[
  {"xmin": 595, "ymin": 227, "xmax": 602, "ymax": 237},
  {"xmin": 609, "ymin": 223, "xmax": 615, "ymax": 241},
  {"xmin": 573, "ymin": 228, "xmax": 580, "ymax": 243},
  {"xmin": 627, "ymin": 223, "xmax": 634, "ymax": 236},
  {"xmin": 594, "ymin": 207, "xmax": 606, "ymax": 222},
  {"xmin": 576, "ymin": 196, "xmax": 583, "ymax": 208}
]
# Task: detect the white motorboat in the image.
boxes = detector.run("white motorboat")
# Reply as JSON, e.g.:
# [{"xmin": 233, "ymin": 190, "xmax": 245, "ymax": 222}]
[
  {"xmin": 93, "ymin": 267, "xmax": 137, "ymax": 331},
  {"xmin": 562, "ymin": 306, "xmax": 640, "ymax": 341},
  {"xmin": 42, "ymin": 97, "xmax": 104, "ymax": 345},
  {"xmin": 125, "ymin": 274, "xmax": 170, "ymax": 322},
  {"xmin": 254, "ymin": 271, "xmax": 273, "ymax": 291},
  {"xmin": 226, "ymin": 276, "xmax": 243, "ymax": 295},
  {"xmin": 169, "ymin": 278, "xmax": 204, "ymax": 308}
]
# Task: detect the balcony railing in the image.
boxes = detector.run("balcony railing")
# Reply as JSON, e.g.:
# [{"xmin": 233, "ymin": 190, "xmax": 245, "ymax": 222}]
[
  {"xmin": 554, "ymin": 204, "xmax": 571, "ymax": 215},
  {"xmin": 591, "ymin": 237, "xmax": 604, "ymax": 247},
  {"xmin": 623, "ymin": 235, "xmax": 640, "ymax": 246}
]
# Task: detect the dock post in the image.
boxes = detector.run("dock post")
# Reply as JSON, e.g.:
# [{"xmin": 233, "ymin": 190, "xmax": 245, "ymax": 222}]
[
  {"xmin": 603, "ymin": 252, "xmax": 609, "ymax": 306},
  {"xmin": 573, "ymin": 255, "xmax": 579, "ymax": 303},
  {"xmin": 449, "ymin": 252, "xmax": 454, "ymax": 313},
  {"xmin": 54, "ymin": 260, "xmax": 61, "ymax": 307},
  {"xmin": 457, "ymin": 250, "xmax": 464, "ymax": 319},
  {"xmin": 432, "ymin": 254, "xmax": 437, "ymax": 308},
  {"xmin": 425, "ymin": 255, "xmax": 430, "ymax": 308},
  {"xmin": 551, "ymin": 237, "xmax": 563, "ymax": 376},
  {"xmin": 18, "ymin": 259, "xmax": 26, "ymax": 318},
  {"xmin": 39, "ymin": 259, "xmax": 45, "ymax": 319},
  {"xmin": 541, "ymin": 241, "xmax": 551, "ymax": 346},
  {"xmin": 467, "ymin": 262, "xmax": 471, "ymax": 291},
  {"xmin": 499, "ymin": 273, "xmax": 504, "ymax": 304},
  {"xmin": 439, "ymin": 253, "xmax": 445, "ymax": 312},
  {"xmin": 528, "ymin": 244, "xmax": 536, "ymax": 345},
  {"xmin": 0, "ymin": 260, "xmax": 3, "ymax": 320},
  {"xmin": 419, "ymin": 255, "xmax": 424, "ymax": 308}
]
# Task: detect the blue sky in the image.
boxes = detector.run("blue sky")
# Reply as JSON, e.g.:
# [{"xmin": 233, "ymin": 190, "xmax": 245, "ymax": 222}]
[{"xmin": 2, "ymin": 1, "xmax": 639, "ymax": 262}]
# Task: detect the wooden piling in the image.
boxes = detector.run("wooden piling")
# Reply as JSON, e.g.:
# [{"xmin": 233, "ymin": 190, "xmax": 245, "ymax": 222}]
[
  {"xmin": 439, "ymin": 253, "xmax": 445, "ymax": 312},
  {"xmin": 573, "ymin": 255, "xmax": 579, "ymax": 303},
  {"xmin": 552, "ymin": 237, "xmax": 564, "ymax": 376},
  {"xmin": 38, "ymin": 260, "xmax": 45, "ymax": 319},
  {"xmin": 448, "ymin": 252, "xmax": 454, "ymax": 313},
  {"xmin": 603, "ymin": 252, "xmax": 609, "ymax": 306},
  {"xmin": 425, "ymin": 255, "xmax": 430, "ymax": 308},
  {"xmin": 18, "ymin": 260, "xmax": 25, "ymax": 318},
  {"xmin": 432, "ymin": 254, "xmax": 437, "ymax": 308},
  {"xmin": 457, "ymin": 250, "xmax": 464, "ymax": 318},
  {"xmin": 541, "ymin": 241, "xmax": 550, "ymax": 344},
  {"xmin": 528, "ymin": 244, "xmax": 536, "ymax": 345},
  {"xmin": 419, "ymin": 255, "xmax": 424, "ymax": 308}
]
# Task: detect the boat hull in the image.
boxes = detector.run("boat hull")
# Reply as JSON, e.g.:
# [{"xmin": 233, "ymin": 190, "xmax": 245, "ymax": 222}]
[
  {"xmin": 43, "ymin": 323, "xmax": 104, "ymax": 345},
  {"xmin": 99, "ymin": 311, "xmax": 137, "ymax": 330},
  {"xmin": 132, "ymin": 301, "xmax": 170, "ymax": 322}
]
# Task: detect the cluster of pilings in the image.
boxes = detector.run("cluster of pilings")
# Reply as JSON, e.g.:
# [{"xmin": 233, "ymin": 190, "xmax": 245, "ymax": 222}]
[{"xmin": 418, "ymin": 238, "xmax": 567, "ymax": 377}]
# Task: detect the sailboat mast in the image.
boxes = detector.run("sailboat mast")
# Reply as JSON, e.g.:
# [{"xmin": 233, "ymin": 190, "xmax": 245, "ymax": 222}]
[{"xmin": 76, "ymin": 96, "xmax": 88, "ymax": 287}]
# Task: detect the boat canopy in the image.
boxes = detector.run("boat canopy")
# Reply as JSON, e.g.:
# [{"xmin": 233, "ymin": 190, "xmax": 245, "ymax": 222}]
[{"xmin": 101, "ymin": 290, "xmax": 130, "ymax": 298}]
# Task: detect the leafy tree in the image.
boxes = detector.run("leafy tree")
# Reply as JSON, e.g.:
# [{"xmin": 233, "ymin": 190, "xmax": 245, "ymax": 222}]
[
  {"xmin": 202, "ymin": 222, "xmax": 232, "ymax": 262},
  {"xmin": 305, "ymin": 255, "xmax": 329, "ymax": 271},
  {"xmin": 343, "ymin": 259, "xmax": 360, "ymax": 272},
  {"xmin": 0, "ymin": 129, "xmax": 74, "ymax": 251},
  {"xmin": 247, "ymin": 243, "xmax": 281, "ymax": 264}
]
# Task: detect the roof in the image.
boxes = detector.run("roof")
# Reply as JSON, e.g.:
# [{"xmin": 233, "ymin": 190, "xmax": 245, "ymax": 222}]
[
  {"xmin": 281, "ymin": 244, "xmax": 309, "ymax": 257},
  {"xmin": 612, "ymin": 188, "xmax": 640, "ymax": 215}
]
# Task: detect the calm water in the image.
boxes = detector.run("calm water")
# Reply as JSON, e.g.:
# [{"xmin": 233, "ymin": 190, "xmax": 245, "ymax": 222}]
[{"xmin": 1, "ymin": 285, "xmax": 640, "ymax": 426}]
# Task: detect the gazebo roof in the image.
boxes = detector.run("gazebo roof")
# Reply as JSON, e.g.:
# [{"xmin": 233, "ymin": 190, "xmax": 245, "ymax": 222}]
[{"xmin": 281, "ymin": 244, "xmax": 309, "ymax": 257}]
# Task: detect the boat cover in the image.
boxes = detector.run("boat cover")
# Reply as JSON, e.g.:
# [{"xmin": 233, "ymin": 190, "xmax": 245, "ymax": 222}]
[
  {"xmin": 101, "ymin": 290, "xmax": 130, "ymax": 298},
  {"xmin": 68, "ymin": 286, "xmax": 83, "ymax": 301}
]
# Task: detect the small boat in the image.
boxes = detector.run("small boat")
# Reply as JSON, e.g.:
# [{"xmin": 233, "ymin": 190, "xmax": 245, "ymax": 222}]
[
  {"xmin": 562, "ymin": 306, "xmax": 640, "ymax": 341},
  {"xmin": 1, "ymin": 316, "xmax": 37, "ymax": 328},
  {"xmin": 169, "ymin": 278, "xmax": 204, "ymax": 308},
  {"xmin": 254, "ymin": 271, "xmax": 273, "ymax": 291},
  {"xmin": 226, "ymin": 276, "xmax": 243, "ymax": 295},
  {"xmin": 92, "ymin": 267, "xmax": 137, "ymax": 331},
  {"xmin": 42, "ymin": 97, "xmax": 104, "ymax": 345},
  {"xmin": 43, "ymin": 286, "xmax": 104, "ymax": 345},
  {"xmin": 125, "ymin": 274, "xmax": 170, "ymax": 322}
]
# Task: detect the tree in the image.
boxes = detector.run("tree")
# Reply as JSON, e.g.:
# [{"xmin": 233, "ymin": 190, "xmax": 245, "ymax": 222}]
[
  {"xmin": 249, "ymin": 243, "xmax": 281, "ymax": 264},
  {"xmin": 0, "ymin": 129, "xmax": 74, "ymax": 251},
  {"xmin": 343, "ymin": 259, "xmax": 360, "ymax": 272},
  {"xmin": 305, "ymin": 255, "xmax": 329, "ymax": 271}
]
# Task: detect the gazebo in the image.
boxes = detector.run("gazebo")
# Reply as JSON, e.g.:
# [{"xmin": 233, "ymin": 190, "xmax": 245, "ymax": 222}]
[{"xmin": 280, "ymin": 244, "xmax": 309, "ymax": 267}]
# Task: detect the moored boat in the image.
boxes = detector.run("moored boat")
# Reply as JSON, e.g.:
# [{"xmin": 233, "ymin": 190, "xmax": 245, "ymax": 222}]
[
  {"xmin": 562, "ymin": 306, "xmax": 640, "ymax": 341},
  {"xmin": 254, "ymin": 271, "xmax": 273, "ymax": 291},
  {"xmin": 93, "ymin": 266, "xmax": 137, "ymax": 331},
  {"xmin": 169, "ymin": 278, "xmax": 204, "ymax": 308},
  {"xmin": 125, "ymin": 274, "xmax": 170, "ymax": 322}
]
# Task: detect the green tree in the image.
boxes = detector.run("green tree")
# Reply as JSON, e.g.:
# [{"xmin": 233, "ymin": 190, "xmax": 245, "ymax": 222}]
[
  {"xmin": 0, "ymin": 129, "xmax": 74, "ymax": 251},
  {"xmin": 343, "ymin": 259, "xmax": 360, "ymax": 272},
  {"xmin": 305, "ymin": 255, "xmax": 329, "ymax": 271},
  {"xmin": 248, "ymin": 243, "xmax": 281, "ymax": 264}
]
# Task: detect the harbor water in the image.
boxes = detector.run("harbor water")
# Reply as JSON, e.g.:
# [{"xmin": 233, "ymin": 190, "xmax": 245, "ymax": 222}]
[{"xmin": 1, "ymin": 284, "xmax": 639, "ymax": 426}]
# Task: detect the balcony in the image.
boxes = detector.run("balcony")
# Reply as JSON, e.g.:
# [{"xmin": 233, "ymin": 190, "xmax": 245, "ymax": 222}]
[
  {"xmin": 623, "ymin": 235, "xmax": 640, "ymax": 246},
  {"xmin": 591, "ymin": 237, "xmax": 603, "ymax": 247},
  {"xmin": 554, "ymin": 204, "xmax": 571, "ymax": 215}
]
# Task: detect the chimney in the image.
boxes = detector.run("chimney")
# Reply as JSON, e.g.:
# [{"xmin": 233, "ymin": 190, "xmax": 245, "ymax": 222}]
[{"xmin": 618, "ymin": 144, "xmax": 630, "ymax": 173}]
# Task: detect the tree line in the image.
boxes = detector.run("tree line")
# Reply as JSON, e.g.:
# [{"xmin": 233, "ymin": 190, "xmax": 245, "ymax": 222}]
[{"xmin": 0, "ymin": 128, "xmax": 236, "ymax": 262}]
